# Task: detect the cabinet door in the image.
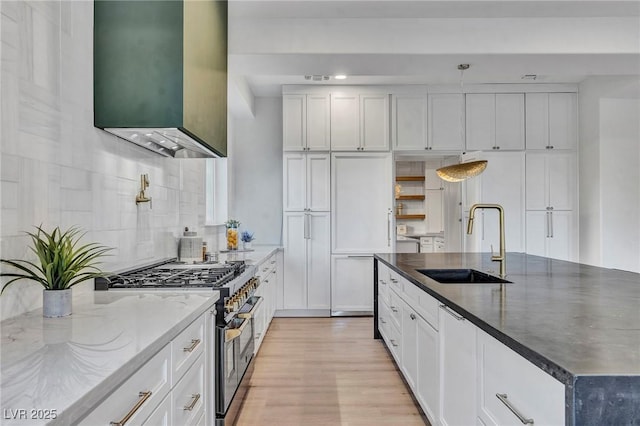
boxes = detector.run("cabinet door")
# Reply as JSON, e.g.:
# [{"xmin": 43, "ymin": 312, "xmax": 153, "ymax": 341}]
[
  {"xmin": 440, "ymin": 305, "xmax": 477, "ymax": 426},
  {"xmin": 548, "ymin": 152, "xmax": 575, "ymax": 210},
  {"xmin": 283, "ymin": 94, "xmax": 306, "ymax": 151},
  {"xmin": 306, "ymin": 153, "xmax": 331, "ymax": 211},
  {"xmin": 525, "ymin": 210, "xmax": 548, "ymax": 257},
  {"xmin": 392, "ymin": 94, "xmax": 427, "ymax": 150},
  {"xmin": 479, "ymin": 152, "xmax": 526, "ymax": 253},
  {"xmin": 548, "ymin": 210, "xmax": 575, "ymax": 262},
  {"xmin": 525, "ymin": 153, "xmax": 548, "ymax": 210},
  {"xmin": 360, "ymin": 94, "xmax": 389, "ymax": 151},
  {"xmin": 549, "ymin": 93, "xmax": 577, "ymax": 150},
  {"xmin": 307, "ymin": 94, "xmax": 330, "ymax": 150},
  {"xmin": 477, "ymin": 330, "xmax": 565, "ymax": 426},
  {"xmin": 283, "ymin": 212, "xmax": 307, "ymax": 309},
  {"xmin": 330, "ymin": 93, "xmax": 360, "ymax": 150},
  {"xmin": 171, "ymin": 356, "xmax": 205, "ymax": 426},
  {"xmin": 416, "ymin": 316, "xmax": 439, "ymax": 424},
  {"xmin": 401, "ymin": 302, "xmax": 419, "ymax": 391},
  {"xmin": 465, "ymin": 94, "xmax": 496, "ymax": 151},
  {"xmin": 307, "ymin": 212, "xmax": 331, "ymax": 309},
  {"xmin": 283, "ymin": 153, "xmax": 306, "ymax": 211},
  {"xmin": 331, "ymin": 255, "xmax": 374, "ymax": 313},
  {"xmin": 428, "ymin": 94, "xmax": 465, "ymax": 150},
  {"xmin": 332, "ymin": 153, "xmax": 393, "ymax": 253},
  {"xmin": 495, "ymin": 93, "xmax": 525, "ymax": 150},
  {"xmin": 525, "ymin": 93, "xmax": 549, "ymax": 150}
]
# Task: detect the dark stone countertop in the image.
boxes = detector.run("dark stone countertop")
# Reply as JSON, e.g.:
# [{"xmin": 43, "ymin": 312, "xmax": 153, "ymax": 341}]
[{"xmin": 374, "ymin": 252, "xmax": 640, "ymax": 382}]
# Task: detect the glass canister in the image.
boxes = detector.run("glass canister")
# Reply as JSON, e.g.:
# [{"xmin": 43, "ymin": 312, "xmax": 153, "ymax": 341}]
[{"xmin": 226, "ymin": 220, "xmax": 240, "ymax": 250}]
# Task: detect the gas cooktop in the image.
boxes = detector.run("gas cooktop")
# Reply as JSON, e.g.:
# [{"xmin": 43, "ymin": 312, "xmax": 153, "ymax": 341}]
[{"xmin": 95, "ymin": 259, "xmax": 246, "ymax": 290}]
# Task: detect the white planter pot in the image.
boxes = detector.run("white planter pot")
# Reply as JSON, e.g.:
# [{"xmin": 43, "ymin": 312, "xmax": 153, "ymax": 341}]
[
  {"xmin": 43, "ymin": 289, "xmax": 72, "ymax": 318},
  {"xmin": 243, "ymin": 242, "xmax": 252, "ymax": 250}
]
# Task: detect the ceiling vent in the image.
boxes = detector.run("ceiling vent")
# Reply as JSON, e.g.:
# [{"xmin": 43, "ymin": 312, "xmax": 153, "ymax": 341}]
[{"xmin": 304, "ymin": 75, "xmax": 330, "ymax": 81}]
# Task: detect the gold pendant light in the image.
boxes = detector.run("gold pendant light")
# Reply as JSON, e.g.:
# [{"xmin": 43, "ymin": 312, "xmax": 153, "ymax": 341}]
[
  {"xmin": 436, "ymin": 64, "xmax": 488, "ymax": 183},
  {"xmin": 436, "ymin": 160, "xmax": 488, "ymax": 182}
]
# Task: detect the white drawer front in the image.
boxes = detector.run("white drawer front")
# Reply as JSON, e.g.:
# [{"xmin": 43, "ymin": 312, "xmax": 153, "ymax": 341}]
[
  {"xmin": 378, "ymin": 298, "xmax": 390, "ymax": 339},
  {"xmin": 256, "ymin": 255, "xmax": 276, "ymax": 280},
  {"xmin": 172, "ymin": 315, "xmax": 205, "ymax": 384},
  {"xmin": 478, "ymin": 330, "xmax": 565, "ymax": 426},
  {"xmin": 143, "ymin": 394, "xmax": 171, "ymax": 426},
  {"xmin": 80, "ymin": 344, "xmax": 171, "ymax": 426},
  {"xmin": 402, "ymin": 281, "xmax": 439, "ymax": 330},
  {"xmin": 388, "ymin": 269, "xmax": 404, "ymax": 294},
  {"xmin": 387, "ymin": 318, "xmax": 402, "ymax": 364},
  {"xmin": 388, "ymin": 289, "xmax": 402, "ymax": 330},
  {"xmin": 172, "ymin": 354, "xmax": 206, "ymax": 426}
]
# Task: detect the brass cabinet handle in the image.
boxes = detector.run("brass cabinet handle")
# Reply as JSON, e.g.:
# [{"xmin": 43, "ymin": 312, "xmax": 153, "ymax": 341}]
[
  {"xmin": 183, "ymin": 339, "xmax": 201, "ymax": 352},
  {"xmin": 379, "ymin": 279, "xmax": 387, "ymax": 285},
  {"xmin": 390, "ymin": 306, "xmax": 398, "ymax": 313},
  {"xmin": 410, "ymin": 313, "xmax": 416, "ymax": 320},
  {"xmin": 380, "ymin": 318, "xmax": 387, "ymax": 324},
  {"xmin": 110, "ymin": 391, "xmax": 152, "ymax": 425},
  {"xmin": 183, "ymin": 393, "xmax": 201, "ymax": 411},
  {"xmin": 496, "ymin": 393, "xmax": 534, "ymax": 424},
  {"xmin": 390, "ymin": 339, "xmax": 399, "ymax": 347}
]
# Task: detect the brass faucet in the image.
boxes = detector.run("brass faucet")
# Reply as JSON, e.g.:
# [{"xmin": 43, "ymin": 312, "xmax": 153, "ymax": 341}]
[
  {"xmin": 135, "ymin": 174, "xmax": 152, "ymax": 208},
  {"xmin": 467, "ymin": 203, "xmax": 506, "ymax": 278}
]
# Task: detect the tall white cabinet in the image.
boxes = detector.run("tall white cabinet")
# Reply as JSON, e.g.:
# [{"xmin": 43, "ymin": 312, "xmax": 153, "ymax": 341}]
[
  {"xmin": 525, "ymin": 152, "xmax": 577, "ymax": 261},
  {"xmin": 282, "ymin": 152, "xmax": 331, "ymax": 313},
  {"xmin": 331, "ymin": 152, "xmax": 393, "ymax": 314}
]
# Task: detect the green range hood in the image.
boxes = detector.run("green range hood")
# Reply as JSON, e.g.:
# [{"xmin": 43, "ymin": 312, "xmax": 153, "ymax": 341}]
[{"xmin": 94, "ymin": 0, "xmax": 227, "ymax": 158}]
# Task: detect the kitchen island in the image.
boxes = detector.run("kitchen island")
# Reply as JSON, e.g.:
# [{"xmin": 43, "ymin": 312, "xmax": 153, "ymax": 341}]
[
  {"xmin": 0, "ymin": 290, "xmax": 219, "ymax": 425},
  {"xmin": 374, "ymin": 252, "xmax": 640, "ymax": 426}
]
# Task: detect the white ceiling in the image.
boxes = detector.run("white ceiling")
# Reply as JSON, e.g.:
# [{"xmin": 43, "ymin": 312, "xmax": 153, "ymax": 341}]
[{"xmin": 227, "ymin": 0, "xmax": 640, "ymax": 99}]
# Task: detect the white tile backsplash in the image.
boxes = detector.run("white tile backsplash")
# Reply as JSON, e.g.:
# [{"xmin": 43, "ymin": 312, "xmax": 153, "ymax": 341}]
[{"xmin": 0, "ymin": 1, "xmax": 211, "ymax": 320}]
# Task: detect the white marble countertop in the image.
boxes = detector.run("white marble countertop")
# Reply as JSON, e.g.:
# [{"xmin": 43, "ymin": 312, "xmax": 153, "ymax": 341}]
[
  {"xmin": 217, "ymin": 245, "xmax": 281, "ymax": 267},
  {"xmin": 0, "ymin": 290, "xmax": 219, "ymax": 425}
]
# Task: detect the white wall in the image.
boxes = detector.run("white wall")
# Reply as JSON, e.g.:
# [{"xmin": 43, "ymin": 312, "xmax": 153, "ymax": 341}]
[
  {"xmin": 578, "ymin": 76, "xmax": 640, "ymax": 272},
  {"xmin": 0, "ymin": 1, "xmax": 210, "ymax": 320},
  {"xmin": 228, "ymin": 97, "xmax": 283, "ymax": 245}
]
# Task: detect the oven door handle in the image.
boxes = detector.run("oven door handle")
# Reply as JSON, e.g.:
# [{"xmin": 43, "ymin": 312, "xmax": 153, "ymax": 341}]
[
  {"xmin": 224, "ymin": 317, "xmax": 249, "ymax": 342},
  {"xmin": 237, "ymin": 296, "xmax": 264, "ymax": 319}
]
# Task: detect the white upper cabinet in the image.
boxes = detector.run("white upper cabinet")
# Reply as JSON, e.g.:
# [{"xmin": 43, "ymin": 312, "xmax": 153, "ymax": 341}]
[
  {"xmin": 330, "ymin": 93, "xmax": 360, "ymax": 150},
  {"xmin": 283, "ymin": 152, "xmax": 330, "ymax": 211},
  {"xmin": 526, "ymin": 93, "xmax": 577, "ymax": 150},
  {"xmin": 525, "ymin": 152, "xmax": 576, "ymax": 211},
  {"xmin": 391, "ymin": 94, "xmax": 428, "ymax": 150},
  {"xmin": 466, "ymin": 93, "xmax": 525, "ymax": 151},
  {"xmin": 283, "ymin": 94, "xmax": 330, "ymax": 151},
  {"xmin": 428, "ymin": 93, "xmax": 465, "ymax": 151},
  {"xmin": 360, "ymin": 94, "xmax": 390, "ymax": 151},
  {"xmin": 331, "ymin": 93, "xmax": 389, "ymax": 151}
]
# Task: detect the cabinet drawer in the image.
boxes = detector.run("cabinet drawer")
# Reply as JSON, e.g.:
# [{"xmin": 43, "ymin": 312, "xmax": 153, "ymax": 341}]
[
  {"xmin": 378, "ymin": 298, "xmax": 391, "ymax": 339},
  {"xmin": 172, "ymin": 354, "xmax": 205, "ymax": 426},
  {"xmin": 386, "ymin": 317, "xmax": 402, "ymax": 364},
  {"xmin": 388, "ymin": 289, "xmax": 403, "ymax": 330},
  {"xmin": 388, "ymin": 270, "xmax": 404, "ymax": 294},
  {"xmin": 143, "ymin": 393, "xmax": 171, "ymax": 426},
  {"xmin": 402, "ymin": 282, "xmax": 439, "ymax": 330},
  {"xmin": 256, "ymin": 255, "xmax": 276, "ymax": 280},
  {"xmin": 172, "ymin": 315, "xmax": 205, "ymax": 384},
  {"xmin": 477, "ymin": 330, "xmax": 565, "ymax": 426},
  {"xmin": 80, "ymin": 344, "xmax": 171, "ymax": 425}
]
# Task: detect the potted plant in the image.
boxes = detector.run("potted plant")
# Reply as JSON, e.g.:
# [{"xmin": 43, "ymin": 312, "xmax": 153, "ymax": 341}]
[
  {"xmin": 0, "ymin": 226, "xmax": 112, "ymax": 317},
  {"xmin": 241, "ymin": 231, "xmax": 255, "ymax": 250}
]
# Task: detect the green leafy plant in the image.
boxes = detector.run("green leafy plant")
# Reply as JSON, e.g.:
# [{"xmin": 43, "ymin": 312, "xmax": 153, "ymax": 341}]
[
  {"xmin": 225, "ymin": 219, "xmax": 241, "ymax": 228},
  {"xmin": 0, "ymin": 226, "xmax": 113, "ymax": 293}
]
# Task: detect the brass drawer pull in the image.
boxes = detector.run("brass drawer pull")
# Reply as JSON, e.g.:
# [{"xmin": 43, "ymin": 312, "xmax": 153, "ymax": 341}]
[
  {"xmin": 110, "ymin": 391, "xmax": 152, "ymax": 425},
  {"xmin": 183, "ymin": 393, "xmax": 201, "ymax": 411},
  {"xmin": 496, "ymin": 393, "xmax": 534, "ymax": 425},
  {"xmin": 183, "ymin": 339, "xmax": 201, "ymax": 352}
]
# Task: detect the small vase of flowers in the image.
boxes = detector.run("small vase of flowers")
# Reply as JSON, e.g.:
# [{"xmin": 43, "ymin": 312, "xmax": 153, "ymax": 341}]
[{"xmin": 241, "ymin": 231, "xmax": 255, "ymax": 250}]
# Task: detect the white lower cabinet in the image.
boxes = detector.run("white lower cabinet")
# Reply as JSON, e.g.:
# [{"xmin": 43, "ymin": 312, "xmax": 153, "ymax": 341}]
[
  {"xmin": 145, "ymin": 393, "xmax": 172, "ymax": 426},
  {"xmin": 171, "ymin": 354, "xmax": 205, "ymax": 426},
  {"xmin": 477, "ymin": 330, "xmax": 565, "ymax": 426},
  {"xmin": 416, "ymin": 315, "xmax": 439, "ymax": 424},
  {"xmin": 331, "ymin": 255, "xmax": 374, "ymax": 314},
  {"xmin": 439, "ymin": 304, "xmax": 477, "ymax": 426}
]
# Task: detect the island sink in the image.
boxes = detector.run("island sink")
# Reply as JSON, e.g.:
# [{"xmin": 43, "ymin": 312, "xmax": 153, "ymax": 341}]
[{"xmin": 417, "ymin": 268, "xmax": 512, "ymax": 284}]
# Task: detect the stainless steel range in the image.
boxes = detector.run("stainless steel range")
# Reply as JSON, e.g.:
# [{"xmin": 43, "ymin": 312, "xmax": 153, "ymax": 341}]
[{"xmin": 95, "ymin": 258, "xmax": 260, "ymax": 426}]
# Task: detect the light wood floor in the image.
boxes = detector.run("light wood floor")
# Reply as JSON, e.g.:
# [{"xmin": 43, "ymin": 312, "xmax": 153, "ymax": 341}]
[{"xmin": 235, "ymin": 317, "xmax": 428, "ymax": 426}]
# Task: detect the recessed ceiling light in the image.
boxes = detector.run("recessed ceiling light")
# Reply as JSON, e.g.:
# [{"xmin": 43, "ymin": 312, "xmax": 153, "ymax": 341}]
[{"xmin": 334, "ymin": 74, "xmax": 347, "ymax": 80}]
